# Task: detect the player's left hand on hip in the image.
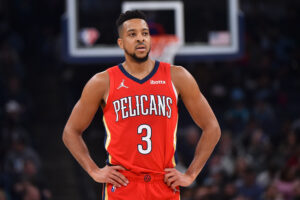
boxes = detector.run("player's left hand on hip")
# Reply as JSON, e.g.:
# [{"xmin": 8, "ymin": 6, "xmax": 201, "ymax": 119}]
[{"xmin": 164, "ymin": 168, "xmax": 194, "ymax": 190}]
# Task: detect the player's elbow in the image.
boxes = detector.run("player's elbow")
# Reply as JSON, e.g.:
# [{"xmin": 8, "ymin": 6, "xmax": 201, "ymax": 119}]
[
  {"xmin": 205, "ymin": 122, "xmax": 221, "ymax": 142},
  {"xmin": 212, "ymin": 123, "xmax": 221, "ymax": 141},
  {"xmin": 210, "ymin": 122, "xmax": 221, "ymax": 142},
  {"xmin": 62, "ymin": 126, "xmax": 74, "ymax": 145},
  {"xmin": 62, "ymin": 125, "xmax": 83, "ymax": 144},
  {"xmin": 62, "ymin": 127, "xmax": 69, "ymax": 145}
]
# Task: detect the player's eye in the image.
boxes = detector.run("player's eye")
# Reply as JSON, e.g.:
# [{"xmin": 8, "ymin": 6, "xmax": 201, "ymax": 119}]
[
  {"xmin": 128, "ymin": 32, "xmax": 136, "ymax": 37},
  {"xmin": 143, "ymin": 32, "xmax": 149, "ymax": 36}
]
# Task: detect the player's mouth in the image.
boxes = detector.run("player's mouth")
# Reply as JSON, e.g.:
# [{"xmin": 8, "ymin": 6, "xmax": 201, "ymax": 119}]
[{"xmin": 136, "ymin": 45, "xmax": 146, "ymax": 52}]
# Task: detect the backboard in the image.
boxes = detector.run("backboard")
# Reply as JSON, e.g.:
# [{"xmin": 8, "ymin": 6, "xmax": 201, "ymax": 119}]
[{"xmin": 62, "ymin": 0, "xmax": 244, "ymax": 63}]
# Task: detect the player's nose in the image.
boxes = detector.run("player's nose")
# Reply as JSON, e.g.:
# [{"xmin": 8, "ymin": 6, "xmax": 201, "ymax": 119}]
[{"xmin": 136, "ymin": 33, "xmax": 145, "ymax": 42}]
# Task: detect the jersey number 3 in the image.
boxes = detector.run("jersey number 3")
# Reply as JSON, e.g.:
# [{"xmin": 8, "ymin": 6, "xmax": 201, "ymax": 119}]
[{"xmin": 137, "ymin": 124, "xmax": 152, "ymax": 154}]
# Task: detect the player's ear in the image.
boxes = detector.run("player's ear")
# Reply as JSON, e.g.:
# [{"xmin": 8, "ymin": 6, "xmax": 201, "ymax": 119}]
[{"xmin": 117, "ymin": 38, "xmax": 124, "ymax": 49}]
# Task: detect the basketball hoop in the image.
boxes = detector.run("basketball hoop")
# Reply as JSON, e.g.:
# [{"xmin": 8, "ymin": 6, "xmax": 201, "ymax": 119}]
[{"xmin": 150, "ymin": 35, "xmax": 181, "ymax": 64}]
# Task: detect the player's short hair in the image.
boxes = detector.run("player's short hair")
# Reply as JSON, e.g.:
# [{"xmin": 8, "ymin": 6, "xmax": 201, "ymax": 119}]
[{"xmin": 116, "ymin": 10, "xmax": 147, "ymax": 36}]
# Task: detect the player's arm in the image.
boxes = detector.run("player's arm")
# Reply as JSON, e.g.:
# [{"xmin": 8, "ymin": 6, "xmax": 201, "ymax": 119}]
[
  {"xmin": 165, "ymin": 66, "xmax": 221, "ymax": 189},
  {"xmin": 62, "ymin": 71, "xmax": 128, "ymax": 187}
]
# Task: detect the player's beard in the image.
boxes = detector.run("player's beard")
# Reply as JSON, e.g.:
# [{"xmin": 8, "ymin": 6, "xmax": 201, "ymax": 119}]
[{"xmin": 125, "ymin": 47, "xmax": 151, "ymax": 63}]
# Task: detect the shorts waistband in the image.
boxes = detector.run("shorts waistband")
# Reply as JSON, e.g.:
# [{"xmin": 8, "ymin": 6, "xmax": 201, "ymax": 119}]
[{"xmin": 121, "ymin": 171, "xmax": 165, "ymax": 182}]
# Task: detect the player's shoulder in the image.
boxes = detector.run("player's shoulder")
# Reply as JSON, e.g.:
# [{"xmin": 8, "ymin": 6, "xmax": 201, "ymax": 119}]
[
  {"xmin": 170, "ymin": 65, "xmax": 192, "ymax": 80},
  {"xmin": 84, "ymin": 70, "xmax": 109, "ymax": 91},
  {"xmin": 170, "ymin": 65, "xmax": 196, "ymax": 95},
  {"xmin": 170, "ymin": 65, "xmax": 186, "ymax": 73},
  {"xmin": 91, "ymin": 70, "xmax": 109, "ymax": 83}
]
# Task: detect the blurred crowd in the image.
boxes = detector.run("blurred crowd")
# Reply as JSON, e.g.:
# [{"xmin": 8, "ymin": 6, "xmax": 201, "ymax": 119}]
[
  {"xmin": 176, "ymin": 1, "xmax": 300, "ymax": 199},
  {"xmin": 0, "ymin": 43, "xmax": 51, "ymax": 199},
  {"xmin": 178, "ymin": 110, "xmax": 300, "ymax": 200},
  {"xmin": 0, "ymin": 0, "xmax": 300, "ymax": 200},
  {"xmin": 0, "ymin": 0, "xmax": 59, "ymax": 199}
]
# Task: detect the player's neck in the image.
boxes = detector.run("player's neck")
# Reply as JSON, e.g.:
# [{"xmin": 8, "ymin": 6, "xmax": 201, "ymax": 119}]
[{"xmin": 122, "ymin": 59, "xmax": 155, "ymax": 79}]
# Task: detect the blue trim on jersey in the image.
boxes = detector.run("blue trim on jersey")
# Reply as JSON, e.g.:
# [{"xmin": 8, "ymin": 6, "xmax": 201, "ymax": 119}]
[
  {"xmin": 103, "ymin": 129, "xmax": 112, "ymax": 165},
  {"xmin": 175, "ymin": 149, "xmax": 179, "ymax": 164},
  {"xmin": 103, "ymin": 128, "xmax": 107, "ymax": 149},
  {"xmin": 118, "ymin": 60, "xmax": 160, "ymax": 84},
  {"xmin": 106, "ymin": 154, "xmax": 111, "ymax": 165},
  {"xmin": 102, "ymin": 183, "xmax": 106, "ymax": 200}
]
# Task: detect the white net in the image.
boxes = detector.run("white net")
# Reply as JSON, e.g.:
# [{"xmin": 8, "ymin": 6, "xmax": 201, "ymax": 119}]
[{"xmin": 150, "ymin": 35, "xmax": 181, "ymax": 64}]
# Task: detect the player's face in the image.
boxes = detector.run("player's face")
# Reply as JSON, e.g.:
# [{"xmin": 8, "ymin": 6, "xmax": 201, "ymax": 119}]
[{"xmin": 118, "ymin": 19, "xmax": 151, "ymax": 62}]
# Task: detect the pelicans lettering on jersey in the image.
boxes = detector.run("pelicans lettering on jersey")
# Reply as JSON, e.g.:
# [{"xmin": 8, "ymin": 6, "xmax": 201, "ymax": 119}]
[{"xmin": 103, "ymin": 61, "xmax": 178, "ymax": 174}]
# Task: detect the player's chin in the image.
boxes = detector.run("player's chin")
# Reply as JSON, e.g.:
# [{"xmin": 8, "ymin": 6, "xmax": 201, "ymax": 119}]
[
  {"xmin": 133, "ymin": 53, "xmax": 149, "ymax": 62},
  {"xmin": 133, "ymin": 52, "xmax": 147, "ymax": 59},
  {"xmin": 136, "ymin": 53, "xmax": 148, "ymax": 59}
]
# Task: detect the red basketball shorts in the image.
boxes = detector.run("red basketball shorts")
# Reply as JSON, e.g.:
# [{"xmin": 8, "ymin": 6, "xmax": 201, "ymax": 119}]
[{"xmin": 102, "ymin": 171, "xmax": 180, "ymax": 200}]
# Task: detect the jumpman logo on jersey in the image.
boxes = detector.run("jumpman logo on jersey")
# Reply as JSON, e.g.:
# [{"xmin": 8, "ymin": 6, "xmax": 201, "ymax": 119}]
[{"xmin": 117, "ymin": 79, "xmax": 129, "ymax": 89}]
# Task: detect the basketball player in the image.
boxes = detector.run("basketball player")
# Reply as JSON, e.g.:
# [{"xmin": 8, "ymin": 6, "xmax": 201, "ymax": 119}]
[{"xmin": 62, "ymin": 10, "xmax": 221, "ymax": 199}]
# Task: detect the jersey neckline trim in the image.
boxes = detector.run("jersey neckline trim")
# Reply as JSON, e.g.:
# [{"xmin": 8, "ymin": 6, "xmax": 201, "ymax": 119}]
[{"xmin": 118, "ymin": 60, "xmax": 160, "ymax": 84}]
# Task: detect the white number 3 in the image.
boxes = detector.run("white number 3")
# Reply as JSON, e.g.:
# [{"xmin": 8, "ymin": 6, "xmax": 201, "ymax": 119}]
[{"xmin": 137, "ymin": 124, "xmax": 152, "ymax": 154}]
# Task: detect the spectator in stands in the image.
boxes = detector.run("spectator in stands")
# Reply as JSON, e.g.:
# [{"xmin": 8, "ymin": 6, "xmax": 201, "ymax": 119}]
[
  {"xmin": 0, "ymin": 189, "xmax": 7, "ymax": 200},
  {"xmin": 273, "ymin": 166, "xmax": 299, "ymax": 200},
  {"xmin": 237, "ymin": 167, "xmax": 264, "ymax": 200},
  {"xmin": 262, "ymin": 184, "xmax": 283, "ymax": 200},
  {"xmin": 224, "ymin": 100, "xmax": 250, "ymax": 134},
  {"xmin": 178, "ymin": 126, "xmax": 201, "ymax": 167},
  {"xmin": 4, "ymin": 134, "xmax": 40, "ymax": 177},
  {"xmin": 222, "ymin": 183, "xmax": 238, "ymax": 200}
]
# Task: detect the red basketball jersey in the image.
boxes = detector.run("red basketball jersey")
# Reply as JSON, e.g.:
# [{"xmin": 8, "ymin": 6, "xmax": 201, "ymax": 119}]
[{"xmin": 103, "ymin": 61, "xmax": 178, "ymax": 174}]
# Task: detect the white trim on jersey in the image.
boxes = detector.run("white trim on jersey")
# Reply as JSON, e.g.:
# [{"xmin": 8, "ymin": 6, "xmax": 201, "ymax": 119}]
[{"xmin": 171, "ymin": 81, "xmax": 178, "ymax": 103}]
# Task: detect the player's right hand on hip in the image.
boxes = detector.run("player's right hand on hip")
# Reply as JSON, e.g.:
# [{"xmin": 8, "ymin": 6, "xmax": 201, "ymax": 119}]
[{"xmin": 90, "ymin": 165, "xmax": 129, "ymax": 187}]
